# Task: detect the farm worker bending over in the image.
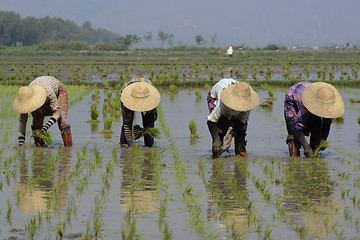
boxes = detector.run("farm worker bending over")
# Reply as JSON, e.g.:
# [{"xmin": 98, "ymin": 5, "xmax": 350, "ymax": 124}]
[
  {"xmin": 284, "ymin": 82, "xmax": 344, "ymax": 157},
  {"xmin": 120, "ymin": 77, "xmax": 160, "ymax": 147},
  {"xmin": 226, "ymin": 46, "xmax": 233, "ymax": 60},
  {"xmin": 207, "ymin": 78, "xmax": 259, "ymax": 158},
  {"xmin": 13, "ymin": 76, "xmax": 73, "ymax": 147}
]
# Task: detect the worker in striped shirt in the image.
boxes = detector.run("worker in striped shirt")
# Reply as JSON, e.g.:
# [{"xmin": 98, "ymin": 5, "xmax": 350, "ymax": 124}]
[
  {"xmin": 13, "ymin": 76, "xmax": 72, "ymax": 147},
  {"xmin": 120, "ymin": 78, "xmax": 160, "ymax": 147},
  {"xmin": 207, "ymin": 78, "xmax": 259, "ymax": 158}
]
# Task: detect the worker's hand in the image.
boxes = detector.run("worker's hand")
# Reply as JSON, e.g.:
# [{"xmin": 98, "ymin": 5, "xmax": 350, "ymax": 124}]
[
  {"xmin": 304, "ymin": 146, "xmax": 314, "ymax": 158},
  {"xmin": 32, "ymin": 129, "xmax": 41, "ymax": 138},
  {"xmin": 224, "ymin": 133, "xmax": 233, "ymax": 150},
  {"xmin": 318, "ymin": 140, "xmax": 327, "ymax": 151}
]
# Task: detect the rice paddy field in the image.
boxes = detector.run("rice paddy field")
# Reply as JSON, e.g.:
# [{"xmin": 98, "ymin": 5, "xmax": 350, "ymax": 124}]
[{"xmin": 1, "ymin": 54, "xmax": 360, "ymax": 239}]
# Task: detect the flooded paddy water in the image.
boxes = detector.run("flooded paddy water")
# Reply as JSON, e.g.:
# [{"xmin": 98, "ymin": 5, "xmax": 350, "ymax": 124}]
[{"xmin": 1, "ymin": 81, "xmax": 360, "ymax": 240}]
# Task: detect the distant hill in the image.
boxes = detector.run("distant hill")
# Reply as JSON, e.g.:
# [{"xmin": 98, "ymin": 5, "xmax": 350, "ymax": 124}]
[{"xmin": 0, "ymin": 11, "xmax": 120, "ymax": 46}]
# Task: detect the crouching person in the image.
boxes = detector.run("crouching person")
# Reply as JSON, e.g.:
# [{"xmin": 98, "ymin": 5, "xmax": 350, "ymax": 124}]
[
  {"xmin": 284, "ymin": 82, "xmax": 344, "ymax": 157},
  {"xmin": 13, "ymin": 76, "xmax": 73, "ymax": 147},
  {"xmin": 120, "ymin": 78, "xmax": 160, "ymax": 147},
  {"xmin": 207, "ymin": 78, "xmax": 259, "ymax": 158}
]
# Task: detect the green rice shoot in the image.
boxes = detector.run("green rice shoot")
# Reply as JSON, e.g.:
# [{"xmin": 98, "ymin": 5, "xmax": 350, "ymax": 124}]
[
  {"xmin": 35, "ymin": 131, "xmax": 53, "ymax": 145},
  {"xmin": 313, "ymin": 141, "xmax": 330, "ymax": 157},
  {"xmin": 188, "ymin": 120, "xmax": 201, "ymax": 138}
]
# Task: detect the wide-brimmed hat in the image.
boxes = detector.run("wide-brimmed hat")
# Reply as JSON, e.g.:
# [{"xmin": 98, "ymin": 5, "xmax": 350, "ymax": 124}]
[
  {"xmin": 13, "ymin": 84, "xmax": 47, "ymax": 114},
  {"xmin": 301, "ymin": 82, "xmax": 344, "ymax": 118},
  {"xmin": 121, "ymin": 81, "xmax": 160, "ymax": 112},
  {"xmin": 220, "ymin": 82, "xmax": 259, "ymax": 111}
]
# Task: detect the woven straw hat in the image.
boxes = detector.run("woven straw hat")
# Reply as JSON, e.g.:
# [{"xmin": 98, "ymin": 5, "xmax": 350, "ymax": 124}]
[
  {"xmin": 220, "ymin": 82, "xmax": 259, "ymax": 111},
  {"xmin": 121, "ymin": 81, "xmax": 160, "ymax": 112},
  {"xmin": 13, "ymin": 84, "xmax": 47, "ymax": 114},
  {"xmin": 301, "ymin": 82, "xmax": 344, "ymax": 118}
]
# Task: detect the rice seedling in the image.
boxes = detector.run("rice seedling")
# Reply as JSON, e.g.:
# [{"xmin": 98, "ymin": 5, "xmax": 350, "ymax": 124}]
[
  {"xmin": 169, "ymin": 84, "xmax": 178, "ymax": 94},
  {"xmin": 349, "ymin": 97, "xmax": 360, "ymax": 103},
  {"xmin": 99, "ymin": 117, "xmax": 114, "ymax": 134},
  {"xmin": 334, "ymin": 115, "xmax": 344, "ymax": 123},
  {"xmin": 6, "ymin": 198, "xmax": 12, "ymax": 224},
  {"xmin": 87, "ymin": 103, "xmax": 100, "ymax": 123},
  {"xmin": 194, "ymin": 88, "xmax": 201, "ymax": 98},
  {"xmin": 188, "ymin": 120, "xmax": 201, "ymax": 138},
  {"xmin": 313, "ymin": 141, "xmax": 330, "ymax": 157}
]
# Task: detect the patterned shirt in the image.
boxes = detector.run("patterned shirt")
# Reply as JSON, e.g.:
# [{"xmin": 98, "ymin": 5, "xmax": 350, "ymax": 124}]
[
  {"xmin": 207, "ymin": 78, "xmax": 250, "ymax": 123},
  {"xmin": 284, "ymin": 81, "xmax": 331, "ymax": 131},
  {"xmin": 30, "ymin": 76, "xmax": 61, "ymax": 119}
]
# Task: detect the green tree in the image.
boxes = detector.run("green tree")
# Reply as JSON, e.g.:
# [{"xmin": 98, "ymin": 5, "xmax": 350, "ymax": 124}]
[
  {"xmin": 116, "ymin": 34, "xmax": 141, "ymax": 49},
  {"xmin": 263, "ymin": 44, "xmax": 280, "ymax": 50},
  {"xmin": 143, "ymin": 31, "xmax": 152, "ymax": 47},
  {"xmin": 157, "ymin": 30, "xmax": 169, "ymax": 48},
  {"xmin": 211, "ymin": 33, "xmax": 217, "ymax": 48},
  {"xmin": 195, "ymin": 34, "xmax": 206, "ymax": 46},
  {"xmin": 168, "ymin": 33, "xmax": 175, "ymax": 47}
]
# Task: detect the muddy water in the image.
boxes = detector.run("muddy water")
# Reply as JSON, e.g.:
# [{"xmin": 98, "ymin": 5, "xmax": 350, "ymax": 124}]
[{"xmin": 1, "ymin": 86, "xmax": 360, "ymax": 239}]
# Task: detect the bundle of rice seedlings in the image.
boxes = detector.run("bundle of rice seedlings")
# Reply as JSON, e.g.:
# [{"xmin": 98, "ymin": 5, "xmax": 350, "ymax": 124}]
[
  {"xmin": 32, "ymin": 131, "xmax": 53, "ymax": 145},
  {"xmin": 87, "ymin": 103, "xmax": 100, "ymax": 123},
  {"xmin": 313, "ymin": 141, "xmax": 330, "ymax": 157},
  {"xmin": 133, "ymin": 125, "xmax": 161, "ymax": 139},
  {"xmin": 99, "ymin": 117, "xmax": 114, "ymax": 134},
  {"xmin": 41, "ymin": 131, "xmax": 53, "ymax": 145},
  {"xmin": 188, "ymin": 120, "xmax": 201, "ymax": 138}
]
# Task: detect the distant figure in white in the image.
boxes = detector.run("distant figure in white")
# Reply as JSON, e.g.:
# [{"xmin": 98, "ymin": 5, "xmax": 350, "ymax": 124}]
[{"xmin": 226, "ymin": 46, "xmax": 233, "ymax": 60}]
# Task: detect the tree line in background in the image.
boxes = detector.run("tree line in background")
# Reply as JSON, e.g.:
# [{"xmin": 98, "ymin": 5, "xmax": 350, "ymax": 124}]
[
  {"xmin": 0, "ymin": 11, "xmax": 120, "ymax": 46},
  {"xmin": 0, "ymin": 10, "xmax": 221, "ymax": 50},
  {"xmin": 1, "ymin": 11, "xmax": 358, "ymax": 52}
]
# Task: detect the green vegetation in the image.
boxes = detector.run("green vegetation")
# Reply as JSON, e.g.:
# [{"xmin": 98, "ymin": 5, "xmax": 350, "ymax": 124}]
[
  {"xmin": 188, "ymin": 120, "xmax": 201, "ymax": 138},
  {"xmin": 0, "ymin": 10, "xmax": 119, "ymax": 46}
]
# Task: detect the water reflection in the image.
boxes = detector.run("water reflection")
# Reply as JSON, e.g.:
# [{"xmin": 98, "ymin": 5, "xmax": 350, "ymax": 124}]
[
  {"xmin": 207, "ymin": 157, "xmax": 249, "ymax": 235},
  {"xmin": 120, "ymin": 147, "xmax": 158, "ymax": 214},
  {"xmin": 284, "ymin": 157, "xmax": 338, "ymax": 235},
  {"xmin": 15, "ymin": 147, "xmax": 71, "ymax": 213}
]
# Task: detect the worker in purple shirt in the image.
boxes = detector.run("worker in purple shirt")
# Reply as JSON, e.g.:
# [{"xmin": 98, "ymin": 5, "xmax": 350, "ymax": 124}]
[
  {"xmin": 284, "ymin": 82, "xmax": 344, "ymax": 157},
  {"xmin": 13, "ymin": 76, "xmax": 73, "ymax": 147}
]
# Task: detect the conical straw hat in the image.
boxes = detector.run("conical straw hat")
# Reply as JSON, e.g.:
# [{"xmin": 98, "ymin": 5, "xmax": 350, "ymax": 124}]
[
  {"xmin": 220, "ymin": 82, "xmax": 259, "ymax": 111},
  {"xmin": 13, "ymin": 84, "xmax": 47, "ymax": 114},
  {"xmin": 301, "ymin": 82, "xmax": 344, "ymax": 118},
  {"xmin": 121, "ymin": 81, "xmax": 160, "ymax": 112}
]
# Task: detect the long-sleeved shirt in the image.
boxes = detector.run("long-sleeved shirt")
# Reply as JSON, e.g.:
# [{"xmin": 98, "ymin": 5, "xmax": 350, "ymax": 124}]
[
  {"xmin": 18, "ymin": 76, "xmax": 62, "ymax": 144},
  {"xmin": 207, "ymin": 78, "xmax": 250, "ymax": 124},
  {"xmin": 121, "ymin": 77, "xmax": 157, "ymax": 144},
  {"xmin": 226, "ymin": 47, "xmax": 233, "ymax": 55},
  {"xmin": 284, "ymin": 81, "xmax": 332, "ymax": 132}
]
